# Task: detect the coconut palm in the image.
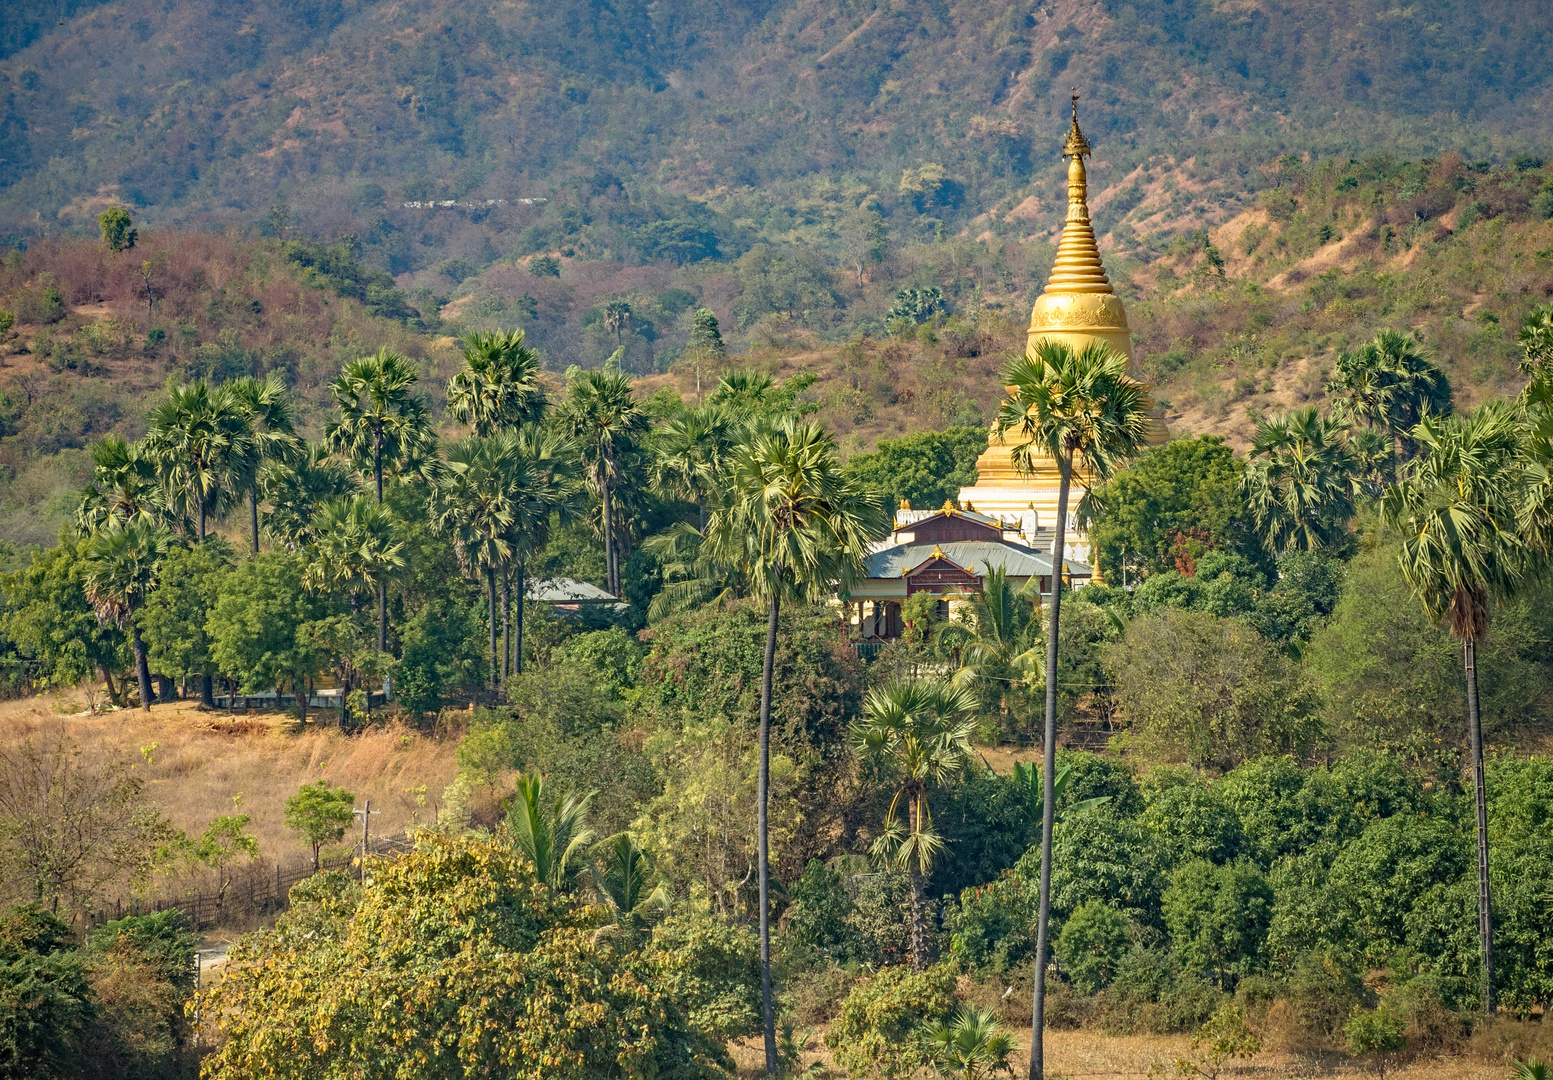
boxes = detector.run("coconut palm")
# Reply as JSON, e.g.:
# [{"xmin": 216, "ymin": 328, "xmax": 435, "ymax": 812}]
[
  {"xmin": 1382, "ymin": 403, "xmax": 1527, "ymax": 1013},
  {"xmin": 1239, "ymin": 407, "xmax": 1358, "ymax": 554},
  {"xmin": 143, "ymin": 380, "xmax": 255, "ymax": 541},
  {"xmin": 506, "ymin": 770, "xmax": 596, "ymax": 892},
  {"xmin": 853, "ymin": 679, "xmax": 978, "ymax": 969},
  {"xmin": 260, "ymin": 444, "xmax": 358, "ymax": 551},
  {"xmin": 227, "ymin": 374, "xmax": 300, "ymax": 554},
  {"xmin": 1327, "ymin": 330, "xmax": 1451, "ymax": 460},
  {"xmin": 923, "ymin": 1006, "xmax": 1016, "ymax": 1080},
  {"xmin": 705, "ymin": 418, "xmax": 887, "ymax": 1075},
  {"xmin": 940, "ymin": 566, "xmax": 1045, "ymax": 733},
  {"xmin": 592, "ymin": 833, "xmax": 671, "ymax": 940},
  {"xmin": 446, "ymin": 328, "xmax": 545, "ymax": 437},
  {"xmin": 559, "ymin": 369, "xmax": 648, "ymax": 596},
  {"xmin": 83, "ymin": 521, "xmax": 171, "ymax": 712},
  {"xmin": 304, "ymin": 498, "xmax": 406, "ymax": 674},
  {"xmin": 430, "ymin": 436, "xmax": 520, "ymax": 690},
  {"xmin": 325, "ymin": 349, "xmax": 430, "ymax": 649},
  {"xmin": 993, "ymin": 338, "xmax": 1150, "ymax": 1079}
]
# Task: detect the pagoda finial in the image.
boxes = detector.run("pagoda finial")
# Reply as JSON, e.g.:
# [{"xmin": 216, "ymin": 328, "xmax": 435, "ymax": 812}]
[{"xmin": 1063, "ymin": 88, "xmax": 1091, "ymax": 159}]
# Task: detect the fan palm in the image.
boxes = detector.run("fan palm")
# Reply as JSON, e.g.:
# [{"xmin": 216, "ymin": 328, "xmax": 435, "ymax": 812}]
[
  {"xmin": 447, "ymin": 328, "xmax": 545, "ymax": 437},
  {"xmin": 74, "ymin": 436, "xmax": 176, "ymax": 536},
  {"xmin": 227, "ymin": 374, "xmax": 299, "ymax": 554},
  {"xmin": 83, "ymin": 521, "xmax": 171, "ymax": 712},
  {"xmin": 940, "ymin": 566, "xmax": 1045, "ymax": 732},
  {"xmin": 501, "ymin": 426, "xmax": 578, "ymax": 677},
  {"xmin": 260, "ymin": 444, "xmax": 358, "ymax": 551},
  {"xmin": 1239, "ymin": 407, "xmax": 1358, "ymax": 554},
  {"xmin": 430, "ymin": 436, "xmax": 521, "ymax": 690},
  {"xmin": 506, "ymin": 771, "xmax": 596, "ymax": 891},
  {"xmin": 1382, "ymin": 403, "xmax": 1527, "ymax": 1013},
  {"xmin": 325, "ymin": 349, "xmax": 430, "ymax": 649},
  {"xmin": 1518, "ymin": 303, "xmax": 1553, "ymax": 384},
  {"xmin": 705, "ymin": 418, "xmax": 887, "ymax": 1074},
  {"xmin": 559, "ymin": 369, "xmax": 647, "ymax": 596},
  {"xmin": 993, "ymin": 338, "xmax": 1150, "ymax": 1079},
  {"xmin": 143, "ymin": 380, "xmax": 255, "ymax": 541},
  {"xmin": 640, "ymin": 522, "xmax": 747, "ymax": 621},
  {"xmin": 1327, "ymin": 330, "xmax": 1451, "ymax": 460},
  {"xmin": 923, "ymin": 1006, "xmax": 1016, "ymax": 1080},
  {"xmin": 650, "ymin": 404, "xmax": 740, "ymax": 529},
  {"xmin": 304, "ymin": 497, "xmax": 406, "ymax": 664},
  {"xmin": 592, "ymin": 833, "xmax": 671, "ymax": 939},
  {"xmin": 853, "ymin": 679, "xmax": 978, "ymax": 969}
]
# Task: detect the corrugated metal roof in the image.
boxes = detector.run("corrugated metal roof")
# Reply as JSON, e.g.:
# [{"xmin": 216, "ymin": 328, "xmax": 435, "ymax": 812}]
[
  {"xmin": 524, "ymin": 577, "xmax": 625, "ymax": 604},
  {"xmin": 863, "ymin": 541, "xmax": 1090, "ymax": 580}
]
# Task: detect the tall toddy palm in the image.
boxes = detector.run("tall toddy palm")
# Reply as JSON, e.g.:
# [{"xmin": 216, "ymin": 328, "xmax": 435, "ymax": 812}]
[
  {"xmin": 995, "ymin": 338, "xmax": 1149, "ymax": 1075},
  {"xmin": 447, "ymin": 329, "xmax": 545, "ymax": 437},
  {"xmin": 84, "ymin": 521, "xmax": 171, "ymax": 713},
  {"xmin": 1383, "ymin": 405, "xmax": 1526, "ymax": 1013},
  {"xmin": 706, "ymin": 419, "xmax": 886, "ymax": 1076},
  {"xmin": 560, "ymin": 369, "xmax": 647, "ymax": 596},
  {"xmin": 326, "ymin": 349, "xmax": 430, "ymax": 650},
  {"xmin": 228, "ymin": 374, "xmax": 300, "ymax": 554}
]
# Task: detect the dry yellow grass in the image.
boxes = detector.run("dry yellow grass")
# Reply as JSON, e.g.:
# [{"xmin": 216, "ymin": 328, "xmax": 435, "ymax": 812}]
[{"xmin": 0, "ymin": 693, "xmax": 470, "ymax": 905}]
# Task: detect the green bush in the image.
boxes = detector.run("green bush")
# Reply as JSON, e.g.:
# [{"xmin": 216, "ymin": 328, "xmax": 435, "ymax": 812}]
[
  {"xmin": 1162, "ymin": 860, "xmax": 1274, "ymax": 985},
  {"xmin": 1044, "ymin": 810, "xmax": 1172, "ymax": 926},
  {"xmin": 946, "ymin": 876, "xmax": 1035, "ymax": 975},
  {"xmin": 1055, "ymin": 900, "xmax": 1130, "ymax": 994},
  {"xmin": 1140, "ymin": 768, "xmax": 1245, "ymax": 866},
  {"xmin": 824, "ymin": 964, "xmax": 955, "ymax": 1079},
  {"xmin": 651, "ymin": 912, "xmax": 762, "ymax": 1044},
  {"xmin": 1098, "ymin": 946, "xmax": 1222, "ymax": 1034}
]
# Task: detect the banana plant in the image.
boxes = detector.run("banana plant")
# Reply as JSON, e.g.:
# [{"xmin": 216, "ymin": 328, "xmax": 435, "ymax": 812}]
[{"xmin": 1007, "ymin": 761, "xmax": 1111, "ymax": 835}]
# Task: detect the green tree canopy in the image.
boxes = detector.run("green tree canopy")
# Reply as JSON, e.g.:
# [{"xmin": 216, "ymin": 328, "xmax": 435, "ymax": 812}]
[{"xmin": 840, "ymin": 426, "xmax": 986, "ymax": 514}]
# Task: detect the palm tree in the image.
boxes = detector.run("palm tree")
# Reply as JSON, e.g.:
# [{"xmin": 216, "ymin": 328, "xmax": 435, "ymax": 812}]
[
  {"xmin": 304, "ymin": 497, "xmax": 406, "ymax": 670},
  {"xmin": 940, "ymin": 566, "xmax": 1045, "ymax": 734},
  {"xmin": 1382, "ymin": 404, "xmax": 1527, "ymax": 1014},
  {"xmin": 993, "ymin": 338, "xmax": 1150, "ymax": 1079},
  {"xmin": 75, "ymin": 436, "xmax": 176, "ymax": 536},
  {"xmin": 83, "ymin": 521, "xmax": 171, "ymax": 712},
  {"xmin": 430, "ymin": 436, "xmax": 520, "ymax": 690},
  {"xmin": 592, "ymin": 833, "xmax": 671, "ymax": 940},
  {"xmin": 325, "ymin": 349, "xmax": 430, "ymax": 649},
  {"xmin": 602, "ymin": 299, "xmax": 632, "ymax": 350},
  {"xmin": 1519, "ymin": 303, "xmax": 1553, "ymax": 386},
  {"xmin": 143, "ymin": 380, "xmax": 254, "ymax": 541},
  {"xmin": 705, "ymin": 418, "xmax": 887, "ymax": 1075},
  {"xmin": 502, "ymin": 426, "xmax": 577, "ymax": 678},
  {"xmin": 560, "ymin": 369, "xmax": 648, "ymax": 596},
  {"xmin": 506, "ymin": 771, "xmax": 596, "ymax": 891},
  {"xmin": 447, "ymin": 328, "xmax": 545, "ymax": 437},
  {"xmin": 1007, "ymin": 761, "xmax": 1112, "ymax": 843},
  {"xmin": 228, "ymin": 374, "xmax": 300, "ymax": 554},
  {"xmin": 260, "ymin": 444, "xmax": 358, "ymax": 551},
  {"xmin": 1239, "ymin": 407, "xmax": 1358, "ymax": 554},
  {"xmin": 650, "ymin": 404, "xmax": 739, "ymax": 530},
  {"xmin": 1327, "ymin": 330, "xmax": 1451, "ymax": 460},
  {"xmin": 640, "ymin": 522, "xmax": 748, "ymax": 621},
  {"xmin": 853, "ymin": 679, "xmax": 978, "ymax": 969},
  {"xmin": 923, "ymin": 1006, "xmax": 1016, "ymax": 1080}
]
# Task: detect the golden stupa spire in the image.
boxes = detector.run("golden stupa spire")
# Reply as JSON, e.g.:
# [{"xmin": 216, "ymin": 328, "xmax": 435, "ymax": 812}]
[{"xmin": 1044, "ymin": 90, "xmax": 1112, "ymax": 297}]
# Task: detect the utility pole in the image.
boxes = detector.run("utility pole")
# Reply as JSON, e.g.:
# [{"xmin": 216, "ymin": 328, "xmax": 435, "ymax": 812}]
[{"xmin": 353, "ymin": 800, "xmax": 379, "ymax": 882}]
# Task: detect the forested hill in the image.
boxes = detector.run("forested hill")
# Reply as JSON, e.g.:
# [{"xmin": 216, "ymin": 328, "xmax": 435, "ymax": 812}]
[{"xmin": 3, "ymin": 0, "xmax": 1552, "ymax": 272}]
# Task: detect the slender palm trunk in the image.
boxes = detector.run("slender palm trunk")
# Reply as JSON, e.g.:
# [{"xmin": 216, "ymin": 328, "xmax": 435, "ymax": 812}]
[
  {"xmin": 758, "ymin": 580, "xmax": 780, "ymax": 1076},
  {"xmin": 908, "ymin": 790, "xmax": 927, "ymax": 971},
  {"xmin": 100, "ymin": 666, "xmax": 120, "ymax": 707},
  {"xmin": 130, "ymin": 622, "xmax": 154, "ymax": 713},
  {"xmin": 487, "ymin": 567, "xmax": 499, "ymax": 693},
  {"xmin": 197, "ymin": 496, "xmax": 207, "ymax": 542},
  {"xmin": 249, "ymin": 488, "xmax": 260, "ymax": 555},
  {"xmin": 1029, "ymin": 452, "xmax": 1071, "ymax": 1080},
  {"xmin": 601, "ymin": 475, "xmax": 618, "ymax": 596},
  {"xmin": 516, "ymin": 561, "xmax": 525, "ymax": 676},
  {"xmin": 1465, "ymin": 637, "xmax": 1495, "ymax": 1012},
  {"xmin": 501, "ymin": 562, "xmax": 512, "ymax": 687},
  {"xmin": 377, "ymin": 581, "xmax": 387, "ymax": 653}
]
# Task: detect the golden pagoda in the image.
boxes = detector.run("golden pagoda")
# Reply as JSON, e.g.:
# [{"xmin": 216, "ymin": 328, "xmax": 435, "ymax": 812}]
[{"xmin": 956, "ymin": 93, "xmax": 1168, "ymax": 565}]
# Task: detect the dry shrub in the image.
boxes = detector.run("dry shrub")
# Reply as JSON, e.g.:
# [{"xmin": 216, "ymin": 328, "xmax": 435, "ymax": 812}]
[
  {"xmin": 781, "ymin": 963, "xmax": 856, "ymax": 1025},
  {"xmin": 1465, "ymin": 1013, "xmax": 1553, "ymax": 1067}
]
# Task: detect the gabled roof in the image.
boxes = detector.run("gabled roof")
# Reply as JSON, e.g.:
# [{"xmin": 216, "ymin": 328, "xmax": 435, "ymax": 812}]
[
  {"xmin": 863, "ymin": 540, "xmax": 1090, "ymax": 581},
  {"xmin": 524, "ymin": 577, "xmax": 626, "ymax": 606}
]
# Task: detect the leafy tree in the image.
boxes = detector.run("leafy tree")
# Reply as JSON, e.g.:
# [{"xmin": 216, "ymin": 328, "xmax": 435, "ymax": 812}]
[
  {"xmin": 1162, "ymin": 860, "xmax": 1274, "ymax": 986},
  {"xmin": 1382, "ymin": 404, "xmax": 1526, "ymax": 1012},
  {"xmin": 1326, "ymin": 330, "xmax": 1452, "ymax": 460},
  {"xmin": 0, "ymin": 905, "xmax": 92, "ymax": 1079},
  {"xmin": 824, "ymin": 964, "xmax": 955, "ymax": 1080},
  {"xmin": 197, "ymin": 835, "xmax": 729, "ymax": 1080},
  {"xmin": 853, "ymin": 679, "xmax": 977, "ymax": 969},
  {"xmin": 1, "ymin": 538, "xmax": 126, "ymax": 701},
  {"xmin": 1087, "ymin": 436, "xmax": 1254, "ymax": 581},
  {"xmin": 1140, "ymin": 769, "xmax": 1246, "ymax": 866},
  {"xmin": 705, "ymin": 418, "xmax": 884, "ymax": 1073},
  {"xmin": 325, "ymin": 348, "xmax": 431, "ymax": 648},
  {"xmin": 841, "ymin": 426, "xmax": 986, "ymax": 515},
  {"xmin": 505, "ymin": 771, "xmax": 595, "ymax": 892},
  {"xmin": 284, "ymin": 781, "xmax": 357, "ymax": 871},
  {"xmin": 446, "ymin": 329, "xmax": 544, "ymax": 437},
  {"xmin": 83, "ymin": 521, "xmax": 170, "ymax": 712},
  {"xmin": 1054, "ymin": 899, "xmax": 1131, "ymax": 994},
  {"xmin": 194, "ymin": 810, "xmax": 258, "ymax": 911},
  {"xmin": 137, "ymin": 539, "xmax": 231, "ymax": 707},
  {"xmin": 560, "ymin": 369, "xmax": 648, "ymax": 596},
  {"xmin": 226, "ymin": 374, "xmax": 299, "ymax": 555},
  {"xmin": 207, "ymin": 553, "xmax": 330, "ymax": 716},
  {"xmin": 992, "ymin": 337, "xmax": 1151, "ymax": 1066},
  {"xmin": 920, "ymin": 1005, "xmax": 1014, "ymax": 1080},
  {"xmin": 650, "ymin": 912, "xmax": 762, "ymax": 1045},
  {"xmin": 1239, "ymin": 407, "xmax": 1357, "ymax": 554},
  {"xmin": 98, "ymin": 207, "xmax": 136, "ymax": 253}
]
